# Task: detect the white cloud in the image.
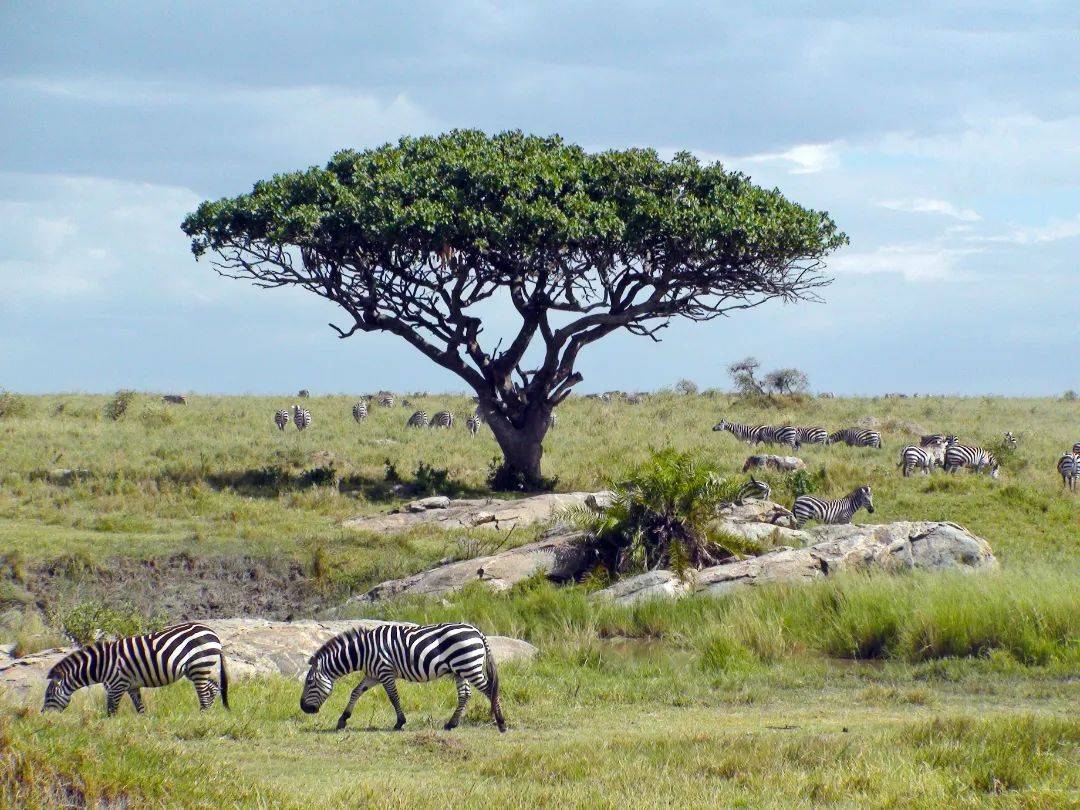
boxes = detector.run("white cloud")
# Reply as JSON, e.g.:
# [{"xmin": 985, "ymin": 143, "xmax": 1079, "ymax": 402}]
[
  {"xmin": 828, "ymin": 245, "xmax": 977, "ymax": 283},
  {"xmin": 973, "ymin": 215, "xmax": 1080, "ymax": 245},
  {"xmin": 878, "ymin": 197, "xmax": 981, "ymax": 222},
  {"xmin": 744, "ymin": 143, "xmax": 840, "ymax": 174}
]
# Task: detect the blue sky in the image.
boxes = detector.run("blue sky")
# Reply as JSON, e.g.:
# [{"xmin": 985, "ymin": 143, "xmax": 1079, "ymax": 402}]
[{"xmin": 1, "ymin": 1, "xmax": 1077, "ymax": 395}]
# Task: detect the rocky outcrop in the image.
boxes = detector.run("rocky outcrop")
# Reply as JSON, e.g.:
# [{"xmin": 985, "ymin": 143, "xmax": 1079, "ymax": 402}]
[
  {"xmin": 334, "ymin": 527, "xmax": 595, "ymax": 606},
  {"xmin": 595, "ymin": 518, "xmax": 998, "ymax": 604},
  {"xmin": 742, "ymin": 455, "xmax": 806, "ymax": 473},
  {"xmin": 343, "ymin": 491, "xmax": 613, "ymax": 534},
  {"xmin": 0, "ymin": 619, "xmax": 537, "ymax": 703}
]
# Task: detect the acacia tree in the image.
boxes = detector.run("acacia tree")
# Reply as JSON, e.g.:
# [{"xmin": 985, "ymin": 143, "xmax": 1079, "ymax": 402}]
[{"xmin": 182, "ymin": 130, "xmax": 846, "ymax": 488}]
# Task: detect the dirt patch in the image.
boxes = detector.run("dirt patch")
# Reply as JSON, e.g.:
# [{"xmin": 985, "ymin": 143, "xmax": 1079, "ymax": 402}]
[{"xmin": 10, "ymin": 554, "xmax": 328, "ymax": 621}]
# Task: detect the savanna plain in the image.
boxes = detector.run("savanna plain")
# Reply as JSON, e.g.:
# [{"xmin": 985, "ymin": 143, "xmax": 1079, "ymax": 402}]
[{"xmin": 0, "ymin": 390, "xmax": 1077, "ymax": 808}]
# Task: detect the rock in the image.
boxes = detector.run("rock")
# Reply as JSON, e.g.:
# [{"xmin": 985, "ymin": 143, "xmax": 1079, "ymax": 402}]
[
  {"xmin": 742, "ymin": 455, "xmax": 806, "ymax": 473},
  {"xmin": 337, "ymin": 526, "xmax": 595, "ymax": 605},
  {"xmin": 585, "ymin": 491, "xmax": 614, "ymax": 511},
  {"xmin": 857, "ymin": 416, "xmax": 882, "ymax": 429},
  {"xmin": 594, "ymin": 518, "xmax": 997, "ymax": 604},
  {"xmin": 343, "ymin": 491, "xmax": 611, "ymax": 534},
  {"xmin": 47, "ymin": 469, "xmax": 91, "ymax": 486},
  {"xmin": 0, "ymin": 619, "xmax": 537, "ymax": 703}
]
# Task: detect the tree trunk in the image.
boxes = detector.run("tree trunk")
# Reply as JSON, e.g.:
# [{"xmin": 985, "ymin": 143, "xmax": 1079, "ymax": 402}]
[{"xmin": 484, "ymin": 403, "xmax": 551, "ymax": 490}]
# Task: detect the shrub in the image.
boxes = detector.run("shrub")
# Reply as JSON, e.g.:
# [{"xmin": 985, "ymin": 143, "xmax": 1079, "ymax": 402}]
[
  {"xmin": 138, "ymin": 404, "xmax": 175, "ymax": 428},
  {"xmin": 103, "ymin": 390, "xmax": 136, "ymax": 421},
  {"xmin": 299, "ymin": 464, "xmax": 337, "ymax": 487},
  {"xmin": 411, "ymin": 461, "xmax": 449, "ymax": 495},
  {"xmin": 0, "ymin": 390, "xmax": 29, "ymax": 419},
  {"xmin": 674, "ymin": 379, "xmax": 699, "ymax": 396},
  {"xmin": 1062, "ymin": 389, "xmax": 1078, "ymax": 401},
  {"xmin": 49, "ymin": 601, "xmax": 167, "ymax": 646}
]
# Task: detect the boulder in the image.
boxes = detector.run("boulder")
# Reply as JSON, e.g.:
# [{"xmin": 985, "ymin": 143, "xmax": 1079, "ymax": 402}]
[
  {"xmin": 337, "ymin": 526, "xmax": 595, "ymax": 605},
  {"xmin": 0, "ymin": 619, "xmax": 537, "ymax": 703},
  {"xmin": 742, "ymin": 455, "xmax": 806, "ymax": 473},
  {"xmin": 47, "ymin": 469, "xmax": 92, "ymax": 486},
  {"xmin": 594, "ymin": 519, "xmax": 997, "ymax": 604}
]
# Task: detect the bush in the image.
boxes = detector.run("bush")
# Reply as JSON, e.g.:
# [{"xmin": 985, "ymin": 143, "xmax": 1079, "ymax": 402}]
[
  {"xmin": 411, "ymin": 461, "xmax": 449, "ymax": 495},
  {"xmin": 0, "ymin": 390, "xmax": 29, "ymax": 419},
  {"xmin": 1062, "ymin": 390, "xmax": 1078, "ymax": 401},
  {"xmin": 103, "ymin": 390, "xmax": 136, "ymax": 421},
  {"xmin": 138, "ymin": 404, "xmax": 175, "ymax": 428},
  {"xmin": 674, "ymin": 379, "xmax": 698, "ymax": 396},
  {"xmin": 49, "ymin": 601, "xmax": 167, "ymax": 646}
]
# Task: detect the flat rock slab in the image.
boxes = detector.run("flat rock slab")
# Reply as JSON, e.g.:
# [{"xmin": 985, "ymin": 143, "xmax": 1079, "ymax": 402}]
[
  {"xmin": 742, "ymin": 455, "xmax": 806, "ymax": 472},
  {"xmin": 0, "ymin": 619, "xmax": 537, "ymax": 703},
  {"xmin": 343, "ymin": 491, "xmax": 612, "ymax": 534}
]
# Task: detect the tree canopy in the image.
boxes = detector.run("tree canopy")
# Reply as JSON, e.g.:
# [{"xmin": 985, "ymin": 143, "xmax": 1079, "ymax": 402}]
[{"xmin": 182, "ymin": 130, "xmax": 847, "ymax": 485}]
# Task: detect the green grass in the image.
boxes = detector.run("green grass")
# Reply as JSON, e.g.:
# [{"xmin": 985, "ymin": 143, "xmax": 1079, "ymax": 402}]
[{"xmin": 1, "ymin": 392, "xmax": 1078, "ymax": 805}]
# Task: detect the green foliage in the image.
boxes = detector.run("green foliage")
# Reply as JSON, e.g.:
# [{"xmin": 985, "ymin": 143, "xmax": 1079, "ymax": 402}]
[
  {"xmin": 1062, "ymin": 389, "xmax": 1078, "ymax": 401},
  {"xmin": 49, "ymin": 601, "xmax": 167, "ymax": 646},
  {"xmin": 137, "ymin": 404, "xmax": 175, "ymax": 428},
  {"xmin": 411, "ymin": 461, "xmax": 449, "ymax": 496},
  {"xmin": 0, "ymin": 390, "xmax": 29, "ymax": 419},
  {"xmin": 785, "ymin": 466, "xmax": 831, "ymax": 498},
  {"xmin": 103, "ymin": 390, "xmax": 136, "ymax": 421}
]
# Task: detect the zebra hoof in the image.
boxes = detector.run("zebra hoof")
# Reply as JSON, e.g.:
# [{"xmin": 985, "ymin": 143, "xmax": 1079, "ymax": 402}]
[
  {"xmin": 335, "ymin": 718, "xmax": 348, "ymax": 731},
  {"xmin": 497, "ymin": 723, "xmax": 507, "ymax": 734},
  {"xmin": 443, "ymin": 721, "xmax": 457, "ymax": 731},
  {"xmin": 393, "ymin": 721, "xmax": 406, "ymax": 731}
]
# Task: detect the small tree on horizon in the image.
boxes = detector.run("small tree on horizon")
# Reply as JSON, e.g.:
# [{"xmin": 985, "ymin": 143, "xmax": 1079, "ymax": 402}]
[
  {"xmin": 763, "ymin": 367, "xmax": 810, "ymax": 396},
  {"xmin": 182, "ymin": 130, "xmax": 846, "ymax": 488}
]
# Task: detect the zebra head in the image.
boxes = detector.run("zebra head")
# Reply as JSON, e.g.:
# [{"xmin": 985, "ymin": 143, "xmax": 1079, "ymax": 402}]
[
  {"xmin": 42, "ymin": 657, "xmax": 79, "ymax": 713},
  {"xmin": 853, "ymin": 485, "xmax": 874, "ymax": 513},
  {"xmin": 712, "ymin": 419, "xmax": 729, "ymax": 432},
  {"xmin": 300, "ymin": 654, "xmax": 335, "ymax": 714}
]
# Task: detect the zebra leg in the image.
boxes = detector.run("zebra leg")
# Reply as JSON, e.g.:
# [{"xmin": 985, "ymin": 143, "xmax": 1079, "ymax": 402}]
[
  {"xmin": 104, "ymin": 682, "xmax": 126, "ymax": 716},
  {"xmin": 380, "ymin": 677, "xmax": 407, "ymax": 730},
  {"xmin": 191, "ymin": 674, "xmax": 217, "ymax": 710},
  {"xmin": 336, "ymin": 677, "xmax": 378, "ymax": 730},
  {"xmin": 468, "ymin": 672, "xmax": 506, "ymax": 733},
  {"xmin": 444, "ymin": 678, "xmax": 472, "ymax": 730},
  {"xmin": 128, "ymin": 688, "xmax": 146, "ymax": 714}
]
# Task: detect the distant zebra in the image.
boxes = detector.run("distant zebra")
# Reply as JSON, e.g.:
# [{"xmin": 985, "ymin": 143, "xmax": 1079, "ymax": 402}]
[
  {"xmin": 300, "ymin": 623, "xmax": 506, "ymax": 733},
  {"xmin": 943, "ymin": 444, "xmax": 999, "ymax": 478},
  {"xmin": 162, "ymin": 394, "xmax": 187, "ymax": 405},
  {"xmin": 274, "ymin": 409, "xmax": 289, "ymax": 431},
  {"xmin": 42, "ymin": 623, "xmax": 228, "ymax": 716},
  {"xmin": 377, "ymin": 393, "xmax": 395, "ymax": 408},
  {"xmin": 828, "ymin": 428, "xmax": 882, "ymax": 448},
  {"xmin": 292, "ymin": 405, "xmax": 312, "ymax": 431},
  {"xmin": 430, "ymin": 410, "xmax": 454, "ymax": 429},
  {"xmin": 712, "ymin": 420, "xmax": 771, "ymax": 445},
  {"xmin": 1072, "ymin": 441, "xmax": 1080, "ymax": 456},
  {"xmin": 466, "ymin": 416, "xmax": 480, "ymax": 436},
  {"xmin": 920, "ymin": 434, "xmax": 957, "ymax": 448},
  {"xmin": 472, "ymin": 405, "xmax": 486, "ymax": 425},
  {"xmin": 736, "ymin": 476, "xmax": 771, "ymax": 504},
  {"xmin": 899, "ymin": 445, "xmax": 937, "ymax": 476},
  {"xmin": 770, "ymin": 425, "xmax": 800, "ymax": 449},
  {"xmin": 1056, "ymin": 454, "xmax": 1079, "ymax": 491},
  {"xmin": 401, "ymin": 399, "xmax": 413, "ymax": 409},
  {"xmin": 406, "ymin": 410, "xmax": 428, "ymax": 428},
  {"xmin": 548, "ymin": 412, "xmax": 557, "ymax": 429},
  {"xmin": 795, "ymin": 426, "xmax": 828, "ymax": 446},
  {"xmin": 792, "ymin": 485, "xmax": 875, "ymax": 529},
  {"xmin": 1002, "ymin": 432, "xmax": 1018, "ymax": 449},
  {"xmin": 352, "ymin": 401, "xmax": 368, "ymax": 423}
]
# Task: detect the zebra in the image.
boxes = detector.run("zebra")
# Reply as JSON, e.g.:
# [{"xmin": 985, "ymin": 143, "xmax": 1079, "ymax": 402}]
[
  {"xmin": 791, "ymin": 485, "xmax": 875, "ymax": 529},
  {"xmin": 943, "ymin": 444, "xmax": 999, "ymax": 478},
  {"xmin": 42, "ymin": 622, "xmax": 228, "ymax": 716},
  {"xmin": 795, "ymin": 426, "xmax": 828, "ymax": 446},
  {"xmin": 352, "ymin": 401, "xmax": 368, "ymax": 423},
  {"xmin": 736, "ymin": 476, "xmax": 771, "ymax": 504},
  {"xmin": 472, "ymin": 405, "xmax": 486, "ymax": 425},
  {"xmin": 406, "ymin": 410, "xmax": 428, "ymax": 428},
  {"xmin": 292, "ymin": 405, "xmax": 312, "ymax": 431},
  {"xmin": 770, "ymin": 425, "xmax": 801, "ymax": 449},
  {"xmin": 274, "ymin": 409, "xmax": 289, "ymax": 431},
  {"xmin": 828, "ymin": 428, "xmax": 882, "ymax": 448},
  {"xmin": 400, "ymin": 398, "xmax": 413, "ymax": 409},
  {"xmin": 920, "ymin": 434, "xmax": 957, "ymax": 448},
  {"xmin": 377, "ymin": 393, "xmax": 395, "ymax": 408},
  {"xmin": 1073, "ymin": 441, "xmax": 1080, "ymax": 456},
  {"xmin": 430, "ymin": 410, "xmax": 454, "ymax": 429},
  {"xmin": 162, "ymin": 394, "xmax": 187, "ymax": 405},
  {"xmin": 898, "ymin": 445, "xmax": 938, "ymax": 476},
  {"xmin": 300, "ymin": 622, "xmax": 506, "ymax": 733},
  {"xmin": 1002, "ymin": 432, "xmax": 1018, "ymax": 449},
  {"xmin": 548, "ymin": 411, "xmax": 557, "ymax": 429},
  {"xmin": 466, "ymin": 416, "xmax": 480, "ymax": 435},
  {"xmin": 1056, "ymin": 453, "xmax": 1079, "ymax": 491},
  {"xmin": 712, "ymin": 420, "xmax": 771, "ymax": 445}
]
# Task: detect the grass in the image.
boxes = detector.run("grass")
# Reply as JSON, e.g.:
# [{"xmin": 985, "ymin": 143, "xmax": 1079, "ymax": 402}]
[{"xmin": 0, "ymin": 391, "xmax": 1078, "ymax": 805}]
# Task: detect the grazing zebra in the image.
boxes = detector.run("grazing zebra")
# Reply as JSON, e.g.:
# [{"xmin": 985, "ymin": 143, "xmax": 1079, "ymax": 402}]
[
  {"xmin": 828, "ymin": 428, "xmax": 882, "ymax": 448},
  {"xmin": 42, "ymin": 623, "xmax": 228, "ymax": 716},
  {"xmin": 770, "ymin": 425, "xmax": 800, "ymax": 449},
  {"xmin": 406, "ymin": 410, "xmax": 428, "ymax": 428},
  {"xmin": 736, "ymin": 476, "xmax": 771, "ymax": 504},
  {"xmin": 1072, "ymin": 441, "xmax": 1080, "ymax": 456},
  {"xmin": 274, "ymin": 409, "xmax": 289, "ymax": 431},
  {"xmin": 300, "ymin": 623, "xmax": 506, "ymax": 733},
  {"xmin": 1056, "ymin": 453, "xmax": 1079, "ymax": 491},
  {"xmin": 1002, "ymin": 432, "xmax": 1018, "ymax": 449},
  {"xmin": 943, "ymin": 444, "xmax": 999, "ymax": 477},
  {"xmin": 292, "ymin": 405, "xmax": 312, "ymax": 431},
  {"xmin": 430, "ymin": 410, "xmax": 454, "ymax": 429},
  {"xmin": 899, "ymin": 445, "xmax": 938, "ymax": 476},
  {"xmin": 352, "ymin": 401, "xmax": 368, "ymax": 423},
  {"xmin": 712, "ymin": 420, "xmax": 770, "ymax": 445},
  {"xmin": 162, "ymin": 394, "xmax": 187, "ymax": 405},
  {"xmin": 795, "ymin": 426, "xmax": 828, "ymax": 446},
  {"xmin": 920, "ymin": 434, "xmax": 957, "ymax": 448},
  {"xmin": 377, "ymin": 393, "xmax": 395, "ymax": 408},
  {"xmin": 466, "ymin": 416, "xmax": 480, "ymax": 435},
  {"xmin": 792, "ymin": 485, "xmax": 875, "ymax": 529}
]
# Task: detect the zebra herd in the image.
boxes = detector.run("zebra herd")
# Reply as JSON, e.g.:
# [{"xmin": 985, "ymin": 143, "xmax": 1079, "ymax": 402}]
[
  {"xmin": 275, "ymin": 405, "xmax": 311, "ymax": 432},
  {"xmin": 713, "ymin": 419, "xmax": 881, "ymax": 449},
  {"xmin": 898, "ymin": 434, "xmax": 1001, "ymax": 478},
  {"xmin": 42, "ymin": 621, "xmax": 508, "ymax": 733}
]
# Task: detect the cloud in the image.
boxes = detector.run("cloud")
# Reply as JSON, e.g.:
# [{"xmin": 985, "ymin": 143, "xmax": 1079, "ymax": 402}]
[
  {"xmin": 973, "ymin": 215, "xmax": 1080, "ymax": 245},
  {"xmin": 827, "ymin": 245, "xmax": 977, "ymax": 283},
  {"xmin": 878, "ymin": 198, "xmax": 981, "ymax": 222},
  {"xmin": 743, "ymin": 143, "xmax": 840, "ymax": 174}
]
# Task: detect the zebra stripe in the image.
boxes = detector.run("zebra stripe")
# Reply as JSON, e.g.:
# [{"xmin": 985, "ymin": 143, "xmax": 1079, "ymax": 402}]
[
  {"xmin": 300, "ymin": 623, "xmax": 506, "ymax": 733},
  {"xmin": 1002, "ymin": 432, "xmax": 1018, "ymax": 449},
  {"xmin": 943, "ymin": 444, "xmax": 999, "ymax": 477},
  {"xmin": 466, "ymin": 416, "xmax": 480, "ymax": 435},
  {"xmin": 430, "ymin": 410, "xmax": 454, "ymax": 429},
  {"xmin": 736, "ymin": 476, "xmax": 771, "ymax": 504},
  {"xmin": 795, "ymin": 426, "xmax": 828, "ymax": 446},
  {"xmin": 828, "ymin": 428, "xmax": 882, "ymax": 448},
  {"xmin": 274, "ymin": 409, "xmax": 289, "ymax": 431},
  {"xmin": 899, "ymin": 445, "xmax": 937, "ymax": 476},
  {"xmin": 791, "ymin": 485, "xmax": 875, "ymax": 529},
  {"xmin": 42, "ymin": 623, "xmax": 228, "ymax": 716},
  {"xmin": 406, "ymin": 410, "xmax": 428, "ymax": 428},
  {"xmin": 712, "ymin": 420, "xmax": 771, "ymax": 445},
  {"xmin": 1056, "ymin": 453, "xmax": 1079, "ymax": 492},
  {"xmin": 548, "ymin": 411, "xmax": 557, "ymax": 429},
  {"xmin": 1072, "ymin": 441, "xmax": 1080, "ymax": 456},
  {"xmin": 352, "ymin": 401, "xmax": 368, "ymax": 423},
  {"xmin": 292, "ymin": 405, "xmax": 312, "ymax": 431},
  {"xmin": 377, "ymin": 393, "xmax": 395, "ymax": 408}
]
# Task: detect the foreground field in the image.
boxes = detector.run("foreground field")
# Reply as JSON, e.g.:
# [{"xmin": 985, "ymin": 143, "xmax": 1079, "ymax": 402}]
[{"xmin": 0, "ymin": 392, "xmax": 1078, "ymax": 806}]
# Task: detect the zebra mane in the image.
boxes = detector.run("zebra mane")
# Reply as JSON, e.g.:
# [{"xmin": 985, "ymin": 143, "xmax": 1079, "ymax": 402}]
[
  {"xmin": 309, "ymin": 627, "xmax": 367, "ymax": 664},
  {"xmin": 47, "ymin": 643, "xmax": 99, "ymax": 679}
]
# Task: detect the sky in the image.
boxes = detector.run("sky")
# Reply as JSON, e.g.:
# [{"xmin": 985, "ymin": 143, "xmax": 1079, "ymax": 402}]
[{"xmin": 1, "ymin": 1, "xmax": 1078, "ymax": 396}]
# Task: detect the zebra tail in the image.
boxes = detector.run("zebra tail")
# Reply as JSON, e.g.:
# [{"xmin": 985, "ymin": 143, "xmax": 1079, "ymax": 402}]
[
  {"xmin": 484, "ymin": 637, "xmax": 499, "ymax": 705},
  {"xmin": 219, "ymin": 650, "xmax": 230, "ymax": 710}
]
